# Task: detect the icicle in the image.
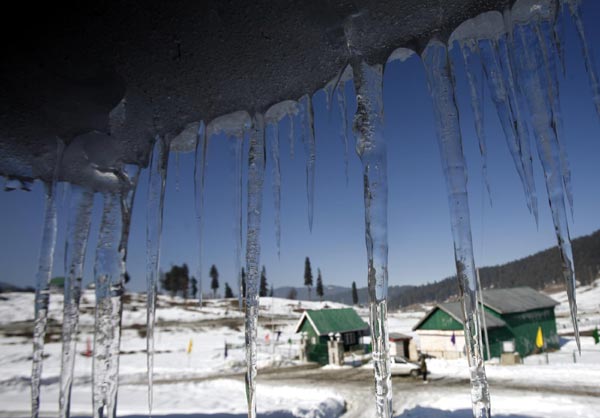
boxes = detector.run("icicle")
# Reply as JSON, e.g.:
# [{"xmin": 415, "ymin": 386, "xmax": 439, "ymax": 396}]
[
  {"xmin": 352, "ymin": 60, "xmax": 392, "ymax": 418},
  {"xmin": 244, "ymin": 114, "xmax": 266, "ymax": 418},
  {"xmin": 336, "ymin": 81, "xmax": 350, "ymax": 185},
  {"xmin": 59, "ymin": 186, "xmax": 94, "ymax": 418},
  {"xmin": 230, "ymin": 136, "xmax": 244, "ymax": 310},
  {"xmin": 194, "ymin": 122, "xmax": 208, "ymax": 305},
  {"xmin": 92, "ymin": 165, "xmax": 138, "ymax": 418},
  {"xmin": 422, "ymin": 40, "xmax": 490, "ymax": 418},
  {"xmin": 553, "ymin": 0, "xmax": 567, "ymax": 75},
  {"xmin": 288, "ymin": 113, "xmax": 295, "ymax": 160},
  {"xmin": 511, "ymin": 22, "xmax": 580, "ymax": 351},
  {"xmin": 565, "ymin": 0, "xmax": 600, "ymax": 119},
  {"xmin": 268, "ymin": 122, "xmax": 281, "ymax": 258},
  {"xmin": 299, "ymin": 95, "xmax": 316, "ymax": 232},
  {"xmin": 497, "ymin": 35, "xmax": 540, "ymax": 224},
  {"xmin": 31, "ymin": 140, "xmax": 63, "ymax": 418},
  {"xmin": 92, "ymin": 194, "xmax": 124, "ymax": 418},
  {"xmin": 146, "ymin": 136, "xmax": 170, "ymax": 415},
  {"xmin": 535, "ymin": 20, "xmax": 574, "ymax": 218},
  {"xmin": 174, "ymin": 152, "xmax": 180, "ymax": 192},
  {"xmin": 479, "ymin": 38, "xmax": 539, "ymax": 220},
  {"xmin": 459, "ymin": 40, "xmax": 492, "ymax": 206},
  {"xmin": 266, "ymin": 101, "xmax": 298, "ymax": 258}
]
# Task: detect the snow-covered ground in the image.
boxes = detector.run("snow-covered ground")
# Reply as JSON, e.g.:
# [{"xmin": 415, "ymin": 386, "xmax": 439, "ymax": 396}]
[{"xmin": 0, "ymin": 280, "xmax": 599, "ymax": 417}]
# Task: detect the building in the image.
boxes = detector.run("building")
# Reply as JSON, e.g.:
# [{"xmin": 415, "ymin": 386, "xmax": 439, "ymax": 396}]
[
  {"xmin": 413, "ymin": 287, "xmax": 559, "ymax": 359},
  {"xmin": 294, "ymin": 308, "xmax": 369, "ymax": 365},
  {"xmin": 389, "ymin": 332, "xmax": 418, "ymax": 361}
]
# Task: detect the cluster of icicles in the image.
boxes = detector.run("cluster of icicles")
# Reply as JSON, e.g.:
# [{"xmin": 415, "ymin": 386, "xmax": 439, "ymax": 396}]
[{"xmin": 24, "ymin": 0, "xmax": 599, "ymax": 418}]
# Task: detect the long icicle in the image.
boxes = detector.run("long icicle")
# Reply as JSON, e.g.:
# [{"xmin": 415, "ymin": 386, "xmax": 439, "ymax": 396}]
[
  {"xmin": 268, "ymin": 122, "xmax": 282, "ymax": 259},
  {"xmin": 146, "ymin": 136, "xmax": 170, "ymax": 415},
  {"xmin": 92, "ymin": 193, "xmax": 123, "ymax": 418},
  {"xmin": 59, "ymin": 186, "xmax": 94, "ymax": 418},
  {"xmin": 512, "ymin": 22, "xmax": 580, "ymax": 351},
  {"xmin": 422, "ymin": 40, "xmax": 490, "ymax": 418},
  {"xmin": 245, "ymin": 114, "xmax": 266, "ymax": 418},
  {"xmin": 565, "ymin": 0, "xmax": 600, "ymax": 119},
  {"xmin": 92, "ymin": 166, "xmax": 138, "ymax": 418},
  {"xmin": 535, "ymin": 21, "xmax": 574, "ymax": 218},
  {"xmin": 352, "ymin": 60, "xmax": 392, "ymax": 418},
  {"xmin": 31, "ymin": 140, "xmax": 63, "ymax": 418},
  {"xmin": 231, "ymin": 136, "xmax": 244, "ymax": 310},
  {"xmin": 479, "ymin": 38, "xmax": 538, "ymax": 218},
  {"xmin": 336, "ymin": 80, "xmax": 350, "ymax": 185},
  {"xmin": 194, "ymin": 122, "xmax": 208, "ymax": 305},
  {"xmin": 460, "ymin": 40, "xmax": 492, "ymax": 206},
  {"xmin": 300, "ymin": 95, "xmax": 316, "ymax": 232},
  {"xmin": 497, "ymin": 35, "xmax": 540, "ymax": 224}
]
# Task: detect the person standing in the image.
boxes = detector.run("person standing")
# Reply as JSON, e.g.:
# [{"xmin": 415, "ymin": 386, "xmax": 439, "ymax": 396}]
[{"xmin": 420, "ymin": 355, "xmax": 428, "ymax": 383}]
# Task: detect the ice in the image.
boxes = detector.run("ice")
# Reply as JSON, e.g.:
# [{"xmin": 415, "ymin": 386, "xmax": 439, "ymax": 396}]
[
  {"xmin": 59, "ymin": 186, "xmax": 94, "ymax": 418},
  {"xmin": 266, "ymin": 102, "xmax": 297, "ymax": 258},
  {"xmin": 244, "ymin": 113, "xmax": 266, "ymax": 418},
  {"xmin": 564, "ymin": 0, "xmax": 600, "ymax": 121},
  {"xmin": 206, "ymin": 111, "xmax": 252, "ymax": 139},
  {"xmin": 194, "ymin": 122, "xmax": 208, "ymax": 305},
  {"xmin": 422, "ymin": 40, "xmax": 490, "ymax": 418},
  {"xmin": 229, "ymin": 136, "xmax": 244, "ymax": 310},
  {"xmin": 477, "ymin": 37, "xmax": 539, "ymax": 220},
  {"xmin": 459, "ymin": 40, "xmax": 492, "ymax": 205},
  {"xmin": 299, "ymin": 95, "xmax": 316, "ymax": 232},
  {"xmin": 146, "ymin": 136, "xmax": 170, "ymax": 415},
  {"xmin": 534, "ymin": 20, "xmax": 574, "ymax": 217},
  {"xmin": 510, "ymin": 20, "xmax": 580, "ymax": 351},
  {"xmin": 32, "ymin": 140, "xmax": 63, "ymax": 418},
  {"xmin": 336, "ymin": 65, "xmax": 354, "ymax": 185},
  {"xmin": 352, "ymin": 60, "xmax": 392, "ymax": 418},
  {"xmin": 92, "ymin": 194, "xmax": 124, "ymax": 418}
]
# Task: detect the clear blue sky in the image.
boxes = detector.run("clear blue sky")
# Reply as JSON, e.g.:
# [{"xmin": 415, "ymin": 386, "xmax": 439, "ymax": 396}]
[{"xmin": 2, "ymin": 2, "xmax": 600, "ymax": 294}]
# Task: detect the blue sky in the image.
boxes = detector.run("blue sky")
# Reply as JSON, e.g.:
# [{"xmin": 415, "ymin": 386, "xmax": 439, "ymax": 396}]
[{"xmin": 2, "ymin": 2, "xmax": 600, "ymax": 295}]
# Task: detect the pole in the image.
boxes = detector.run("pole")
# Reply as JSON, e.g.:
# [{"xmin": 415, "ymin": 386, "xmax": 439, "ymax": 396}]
[{"xmin": 477, "ymin": 268, "xmax": 491, "ymax": 361}]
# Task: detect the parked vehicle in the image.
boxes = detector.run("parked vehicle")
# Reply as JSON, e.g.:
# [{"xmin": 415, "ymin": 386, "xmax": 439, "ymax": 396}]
[{"xmin": 390, "ymin": 356, "xmax": 420, "ymax": 377}]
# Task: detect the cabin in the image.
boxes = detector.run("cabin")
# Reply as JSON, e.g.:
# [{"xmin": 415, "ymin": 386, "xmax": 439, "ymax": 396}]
[
  {"xmin": 413, "ymin": 287, "xmax": 559, "ymax": 360},
  {"xmin": 294, "ymin": 308, "xmax": 369, "ymax": 365},
  {"xmin": 389, "ymin": 332, "xmax": 418, "ymax": 361}
]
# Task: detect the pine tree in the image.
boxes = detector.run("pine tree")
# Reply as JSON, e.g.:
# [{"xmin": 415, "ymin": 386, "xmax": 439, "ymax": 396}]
[
  {"xmin": 304, "ymin": 257, "xmax": 313, "ymax": 300},
  {"xmin": 351, "ymin": 281, "xmax": 359, "ymax": 305},
  {"xmin": 259, "ymin": 266, "xmax": 268, "ymax": 297},
  {"xmin": 191, "ymin": 277, "xmax": 198, "ymax": 300},
  {"xmin": 210, "ymin": 264, "xmax": 219, "ymax": 298},
  {"xmin": 241, "ymin": 268, "xmax": 246, "ymax": 298},
  {"xmin": 269, "ymin": 284, "xmax": 274, "ymax": 297},
  {"xmin": 316, "ymin": 268, "xmax": 324, "ymax": 301},
  {"xmin": 287, "ymin": 288, "xmax": 297, "ymax": 300},
  {"xmin": 224, "ymin": 282, "xmax": 234, "ymax": 298}
]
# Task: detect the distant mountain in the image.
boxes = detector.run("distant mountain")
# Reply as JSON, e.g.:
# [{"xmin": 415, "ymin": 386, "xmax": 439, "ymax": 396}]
[
  {"xmin": 274, "ymin": 229, "xmax": 600, "ymax": 310},
  {"xmin": 272, "ymin": 284, "xmax": 412, "ymax": 306},
  {"xmin": 386, "ymin": 229, "xmax": 600, "ymax": 309},
  {"xmin": 0, "ymin": 281, "xmax": 34, "ymax": 293}
]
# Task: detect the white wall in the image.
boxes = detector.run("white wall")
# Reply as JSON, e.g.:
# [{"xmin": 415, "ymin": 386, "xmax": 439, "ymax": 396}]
[{"xmin": 416, "ymin": 330, "xmax": 465, "ymax": 359}]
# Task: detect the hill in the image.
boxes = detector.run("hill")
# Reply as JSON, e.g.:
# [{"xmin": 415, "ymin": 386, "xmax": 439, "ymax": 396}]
[{"xmin": 274, "ymin": 229, "xmax": 600, "ymax": 309}]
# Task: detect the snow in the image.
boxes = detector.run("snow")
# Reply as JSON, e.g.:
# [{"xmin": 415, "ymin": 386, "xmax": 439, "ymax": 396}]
[{"xmin": 1, "ymin": 281, "xmax": 599, "ymax": 417}]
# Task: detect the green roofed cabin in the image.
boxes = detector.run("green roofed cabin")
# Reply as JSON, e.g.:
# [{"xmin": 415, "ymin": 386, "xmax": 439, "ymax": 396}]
[
  {"xmin": 295, "ymin": 308, "xmax": 369, "ymax": 365},
  {"xmin": 413, "ymin": 287, "xmax": 559, "ymax": 360}
]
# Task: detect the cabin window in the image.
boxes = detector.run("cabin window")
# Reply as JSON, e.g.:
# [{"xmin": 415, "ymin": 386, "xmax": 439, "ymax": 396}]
[
  {"xmin": 343, "ymin": 332, "xmax": 356, "ymax": 346},
  {"xmin": 311, "ymin": 336, "xmax": 316, "ymax": 345}
]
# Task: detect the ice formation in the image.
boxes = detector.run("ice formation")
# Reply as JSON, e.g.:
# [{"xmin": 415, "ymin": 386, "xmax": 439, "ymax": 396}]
[
  {"xmin": 59, "ymin": 186, "xmax": 94, "ymax": 418},
  {"xmin": 12, "ymin": 0, "xmax": 600, "ymax": 417},
  {"xmin": 146, "ymin": 136, "xmax": 170, "ymax": 414},
  {"xmin": 422, "ymin": 40, "xmax": 490, "ymax": 418},
  {"xmin": 31, "ymin": 142, "xmax": 63, "ymax": 418},
  {"xmin": 244, "ymin": 114, "xmax": 266, "ymax": 418},
  {"xmin": 352, "ymin": 60, "xmax": 392, "ymax": 418}
]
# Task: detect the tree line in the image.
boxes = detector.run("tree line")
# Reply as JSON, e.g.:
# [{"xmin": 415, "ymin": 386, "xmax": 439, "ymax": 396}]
[
  {"xmin": 386, "ymin": 229, "xmax": 600, "ymax": 309},
  {"xmin": 160, "ymin": 255, "xmax": 330, "ymax": 301}
]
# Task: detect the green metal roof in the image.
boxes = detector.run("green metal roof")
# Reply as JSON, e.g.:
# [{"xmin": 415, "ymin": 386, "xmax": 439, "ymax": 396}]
[
  {"xmin": 482, "ymin": 287, "xmax": 558, "ymax": 314},
  {"xmin": 413, "ymin": 302, "xmax": 506, "ymax": 331},
  {"xmin": 295, "ymin": 308, "xmax": 369, "ymax": 336}
]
